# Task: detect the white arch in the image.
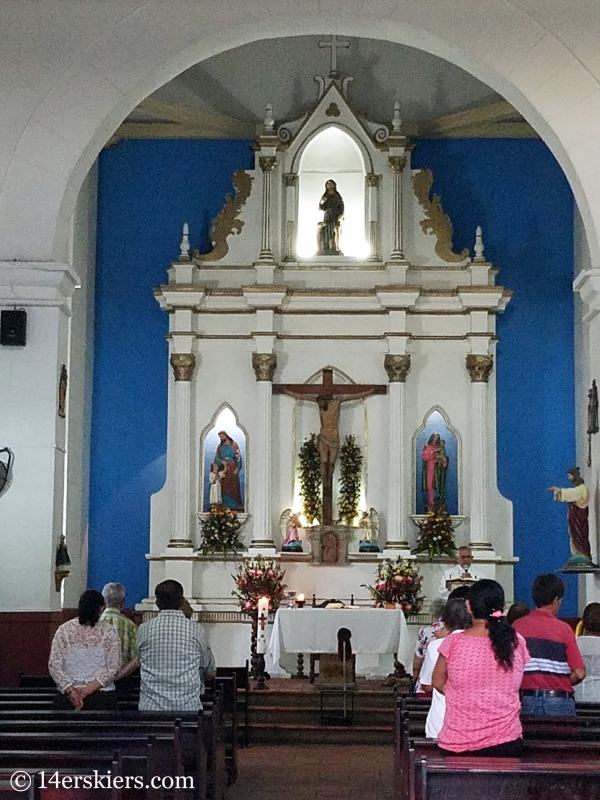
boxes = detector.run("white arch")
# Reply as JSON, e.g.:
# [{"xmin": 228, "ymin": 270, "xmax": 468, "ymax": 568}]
[{"xmin": 1, "ymin": 4, "xmax": 600, "ymax": 263}]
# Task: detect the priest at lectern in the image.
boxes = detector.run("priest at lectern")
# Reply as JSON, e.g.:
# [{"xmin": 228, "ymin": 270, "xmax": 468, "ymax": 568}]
[{"xmin": 439, "ymin": 546, "xmax": 484, "ymax": 599}]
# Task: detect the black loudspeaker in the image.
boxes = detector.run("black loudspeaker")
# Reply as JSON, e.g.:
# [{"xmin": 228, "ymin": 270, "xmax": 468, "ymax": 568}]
[{"xmin": 1, "ymin": 310, "xmax": 27, "ymax": 346}]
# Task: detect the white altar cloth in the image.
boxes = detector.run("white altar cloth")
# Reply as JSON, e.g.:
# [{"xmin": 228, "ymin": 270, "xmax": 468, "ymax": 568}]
[{"xmin": 268, "ymin": 607, "xmax": 411, "ymax": 669}]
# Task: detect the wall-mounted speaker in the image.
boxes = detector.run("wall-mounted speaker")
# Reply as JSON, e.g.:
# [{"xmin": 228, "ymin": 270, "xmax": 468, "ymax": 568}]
[{"xmin": 1, "ymin": 310, "xmax": 27, "ymax": 346}]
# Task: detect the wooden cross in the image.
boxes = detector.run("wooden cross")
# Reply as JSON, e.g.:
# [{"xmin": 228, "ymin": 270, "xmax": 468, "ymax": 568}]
[
  {"xmin": 259, "ymin": 612, "xmax": 266, "ymax": 631},
  {"xmin": 319, "ymin": 35, "xmax": 350, "ymax": 76},
  {"xmin": 273, "ymin": 368, "xmax": 387, "ymax": 525}
]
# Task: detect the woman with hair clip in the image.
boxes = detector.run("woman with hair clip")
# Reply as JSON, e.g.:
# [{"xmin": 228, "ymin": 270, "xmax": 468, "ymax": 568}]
[{"xmin": 432, "ymin": 579, "xmax": 530, "ymax": 756}]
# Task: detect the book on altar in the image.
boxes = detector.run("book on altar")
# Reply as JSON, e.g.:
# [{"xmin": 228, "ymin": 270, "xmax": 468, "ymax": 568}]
[{"xmin": 446, "ymin": 575, "xmax": 478, "ymax": 591}]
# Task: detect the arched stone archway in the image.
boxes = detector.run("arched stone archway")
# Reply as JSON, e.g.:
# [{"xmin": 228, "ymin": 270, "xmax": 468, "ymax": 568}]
[{"xmin": 1, "ymin": 2, "xmax": 600, "ymax": 264}]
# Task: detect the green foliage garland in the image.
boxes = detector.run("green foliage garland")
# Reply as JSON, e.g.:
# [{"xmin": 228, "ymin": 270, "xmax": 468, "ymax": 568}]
[
  {"xmin": 298, "ymin": 434, "xmax": 322, "ymax": 524},
  {"xmin": 200, "ymin": 506, "xmax": 244, "ymax": 556},
  {"xmin": 338, "ymin": 434, "xmax": 363, "ymax": 524},
  {"xmin": 362, "ymin": 557, "xmax": 425, "ymax": 616},
  {"xmin": 412, "ymin": 508, "xmax": 457, "ymax": 560},
  {"xmin": 232, "ymin": 557, "xmax": 287, "ymax": 618}
]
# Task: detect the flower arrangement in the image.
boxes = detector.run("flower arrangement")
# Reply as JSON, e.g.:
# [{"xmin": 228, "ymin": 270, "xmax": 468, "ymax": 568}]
[
  {"xmin": 232, "ymin": 557, "xmax": 287, "ymax": 617},
  {"xmin": 412, "ymin": 507, "xmax": 457, "ymax": 560},
  {"xmin": 338, "ymin": 434, "xmax": 362, "ymax": 525},
  {"xmin": 362, "ymin": 557, "xmax": 424, "ymax": 616},
  {"xmin": 298, "ymin": 434, "xmax": 322, "ymax": 524},
  {"xmin": 200, "ymin": 505, "xmax": 244, "ymax": 556}
]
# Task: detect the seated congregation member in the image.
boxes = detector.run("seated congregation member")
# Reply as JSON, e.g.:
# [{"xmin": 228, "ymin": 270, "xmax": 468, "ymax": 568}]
[
  {"xmin": 574, "ymin": 602, "xmax": 600, "ymax": 703},
  {"xmin": 506, "ymin": 601, "xmax": 530, "ymax": 627},
  {"xmin": 49, "ymin": 589, "xmax": 121, "ymax": 710},
  {"xmin": 419, "ymin": 598, "xmax": 473, "ymax": 738},
  {"xmin": 413, "ymin": 598, "xmax": 445, "ymax": 693},
  {"xmin": 513, "ymin": 574, "xmax": 585, "ymax": 717},
  {"xmin": 432, "ymin": 579, "xmax": 530, "ymax": 757},
  {"xmin": 120, "ymin": 579, "xmax": 215, "ymax": 711}
]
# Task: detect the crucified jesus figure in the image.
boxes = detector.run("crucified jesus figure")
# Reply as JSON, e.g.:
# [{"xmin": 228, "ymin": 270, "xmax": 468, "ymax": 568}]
[{"xmin": 273, "ymin": 369, "xmax": 387, "ymax": 525}]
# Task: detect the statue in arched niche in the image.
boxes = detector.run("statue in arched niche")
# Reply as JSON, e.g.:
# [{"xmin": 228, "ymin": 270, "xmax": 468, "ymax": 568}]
[{"xmin": 317, "ymin": 180, "xmax": 344, "ymax": 255}]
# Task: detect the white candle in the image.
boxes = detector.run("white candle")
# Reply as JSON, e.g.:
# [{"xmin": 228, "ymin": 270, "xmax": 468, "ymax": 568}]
[
  {"xmin": 257, "ymin": 596, "xmax": 269, "ymax": 654},
  {"xmin": 296, "ymin": 593, "xmax": 305, "ymax": 603}
]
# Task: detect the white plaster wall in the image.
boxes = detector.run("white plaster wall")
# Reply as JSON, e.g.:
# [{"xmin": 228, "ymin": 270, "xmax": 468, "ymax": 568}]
[{"xmin": 0, "ymin": 306, "xmax": 70, "ymax": 610}]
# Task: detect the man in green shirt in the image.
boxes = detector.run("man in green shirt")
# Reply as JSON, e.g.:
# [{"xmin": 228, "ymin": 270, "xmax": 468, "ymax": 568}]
[{"xmin": 101, "ymin": 582, "xmax": 137, "ymax": 666}]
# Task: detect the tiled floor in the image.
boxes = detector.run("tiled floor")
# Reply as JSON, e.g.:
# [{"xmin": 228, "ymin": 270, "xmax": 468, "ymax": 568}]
[{"xmin": 228, "ymin": 744, "xmax": 394, "ymax": 800}]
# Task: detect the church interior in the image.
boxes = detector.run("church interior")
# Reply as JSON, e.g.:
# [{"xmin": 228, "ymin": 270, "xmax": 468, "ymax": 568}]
[{"xmin": 3, "ymin": 3, "xmax": 600, "ymax": 796}]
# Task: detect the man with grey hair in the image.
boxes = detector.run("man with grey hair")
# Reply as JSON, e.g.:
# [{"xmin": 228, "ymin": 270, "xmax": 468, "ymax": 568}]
[
  {"xmin": 100, "ymin": 583, "xmax": 137, "ymax": 667},
  {"xmin": 413, "ymin": 597, "xmax": 446, "ymax": 692},
  {"xmin": 438, "ymin": 546, "xmax": 484, "ymax": 599}
]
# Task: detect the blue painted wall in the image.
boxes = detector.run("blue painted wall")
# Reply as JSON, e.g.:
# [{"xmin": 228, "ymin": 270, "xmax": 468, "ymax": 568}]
[
  {"xmin": 90, "ymin": 140, "xmax": 254, "ymax": 604},
  {"xmin": 411, "ymin": 139, "xmax": 576, "ymax": 614},
  {"xmin": 92, "ymin": 137, "xmax": 576, "ymax": 613}
]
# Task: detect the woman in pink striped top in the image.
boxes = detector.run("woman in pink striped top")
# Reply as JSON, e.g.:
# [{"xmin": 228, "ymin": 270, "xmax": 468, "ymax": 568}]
[{"xmin": 432, "ymin": 579, "xmax": 530, "ymax": 756}]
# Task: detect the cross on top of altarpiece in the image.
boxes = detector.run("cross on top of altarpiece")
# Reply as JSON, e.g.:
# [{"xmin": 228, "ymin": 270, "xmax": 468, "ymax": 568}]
[{"xmin": 272, "ymin": 368, "xmax": 387, "ymax": 399}]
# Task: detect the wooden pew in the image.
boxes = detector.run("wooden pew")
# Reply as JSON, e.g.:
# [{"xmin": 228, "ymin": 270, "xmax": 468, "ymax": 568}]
[{"xmin": 216, "ymin": 662, "xmax": 250, "ymax": 747}]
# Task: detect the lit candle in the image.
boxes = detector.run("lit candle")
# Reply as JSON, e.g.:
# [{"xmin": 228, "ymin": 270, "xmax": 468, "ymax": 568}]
[
  {"xmin": 296, "ymin": 593, "xmax": 305, "ymax": 603},
  {"xmin": 257, "ymin": 596, "xmax": 269, "ymax": 654}
]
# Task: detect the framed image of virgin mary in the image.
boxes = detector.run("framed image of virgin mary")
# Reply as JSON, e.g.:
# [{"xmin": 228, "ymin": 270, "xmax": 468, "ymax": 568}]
[
  {"xmin": 415, "ymin": 408, "xmax": 459, "ymax": 515},
  {"xmin": 202, "ymin": 406, "xmax": 247, "ymax": 513}
]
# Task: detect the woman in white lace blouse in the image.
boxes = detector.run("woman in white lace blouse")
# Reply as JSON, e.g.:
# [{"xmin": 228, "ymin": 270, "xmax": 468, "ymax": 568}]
[{"xmin": 49, "ymin": 589, "xmax": 121, "ymax": 710}]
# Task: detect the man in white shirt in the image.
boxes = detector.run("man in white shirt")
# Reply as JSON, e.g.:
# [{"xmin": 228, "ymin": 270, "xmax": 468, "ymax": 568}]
[{"xmin": 438, "ymin": 546, "xmax": 484, "ymax": 599}]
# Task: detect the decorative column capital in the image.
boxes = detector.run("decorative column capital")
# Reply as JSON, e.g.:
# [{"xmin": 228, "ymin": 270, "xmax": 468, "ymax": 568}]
[
  {"xmin": 366, "ymin": 172, "xmax": 381, "ymax": 187},
  {"xmin": 252, "ymin": 352, "xmax": 277, "ymax": 382},
  {"xmin": 259, "ymin": 156, "xmax": 277, "ymax": 173},
  {"xmin": 388, "ymin": 156, "xmax": 406, "ymax": 173},
  {"xmin": 284, "ymin": 172, "xmax": 298, "ymax": 187},
  {"xmin": 384, "ymin": 354, "xmax": 411, "ymax": 383},
  {"xmin": 170, "ymin": 353, "xmax": 196, "ymax": 382},
  {"xmin": 466, "ymin": 354, "xmax": 493, "ymax": 383}
]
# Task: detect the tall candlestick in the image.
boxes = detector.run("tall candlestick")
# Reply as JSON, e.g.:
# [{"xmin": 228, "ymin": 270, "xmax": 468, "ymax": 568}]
[{"xmin": 257, "ymin": 596, "xmax": 269, "ymax": 654}]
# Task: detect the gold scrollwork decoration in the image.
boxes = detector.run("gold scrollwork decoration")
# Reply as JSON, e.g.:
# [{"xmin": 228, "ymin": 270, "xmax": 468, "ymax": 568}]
[
  {"xmin": 366, "ymin": 173, "xmax": 381, "ymax": 187},
  {"xmin": 388, "ymin": 156, "xmax": 406, "ymax": 173},
  {"xmin": 466, "ymin": 354, "xmax": 493, "ymax": 383},
  {"xmin": 170, "ymin": 353, "xmax": 196, "ymax": 382},
  {"xmin": 195, "ymin": 170, "xmax": 253, "ymax": 263},
  {"xmin": 284, "ymin": 173, "xmax": 298, "ymax": 187},
  {"xmin": 412, "ymin": 169, "xmax": 470, "ymax": 264},
  {"xmin": 384, "ymin": 354, "xmax": 411, "ymax": 383},
  {"xmin": 259, "ymin": 156, "xmax": 277, "ymax": 173},
  {"xmin": 252, "ymin": 352, "xmax": 277, "ymax": 382}
]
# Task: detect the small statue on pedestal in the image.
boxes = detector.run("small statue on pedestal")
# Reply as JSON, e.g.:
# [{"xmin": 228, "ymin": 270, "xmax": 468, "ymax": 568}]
[
  {"xmin": 317, "ymin": 179, "xmax": 344, "ymax": 255},
  {"xmin": 280, "ymin": 509, "xmax": 303, "ymax": 552},
  {"xmin": 358, "ymin": 508, "xmax": 380, "ymax": 553}
]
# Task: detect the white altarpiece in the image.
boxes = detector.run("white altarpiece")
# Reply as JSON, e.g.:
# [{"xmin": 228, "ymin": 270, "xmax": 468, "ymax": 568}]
[{"xmin": 141, "ymin": 66, "xmax": 516, "ymax": 674}]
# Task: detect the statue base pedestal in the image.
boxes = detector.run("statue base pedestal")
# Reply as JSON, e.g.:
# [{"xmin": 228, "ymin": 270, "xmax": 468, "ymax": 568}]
[
  {"xmin": 359, "ymin": 542, "xmax": 380, "ymax": 553},
  {"xmin": 282, "ymin": 542, "xmax": 303, "ymax": 553},
  {"xmin": 559, "ymin": 555, "xmax": 600, "ymax": 573}
]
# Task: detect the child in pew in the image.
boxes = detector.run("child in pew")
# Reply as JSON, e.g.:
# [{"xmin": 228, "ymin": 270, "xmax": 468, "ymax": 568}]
[
  {"xmin": 419, "ymin": 598, "xmax": 473, "ymax": 738},
  {"xmin": 432, "ymin": 579, "xmax": 530, "ymax": 757}
]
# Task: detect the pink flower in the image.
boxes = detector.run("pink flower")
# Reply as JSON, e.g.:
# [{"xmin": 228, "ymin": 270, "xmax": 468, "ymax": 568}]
[
  {"xmin": 377, "ymin": 581, "xmax": 387, "ymax": 590},
  {"xmin": 243, "ymin": 600, "xmax": 253, "ymax": 610},
  {"xmin": 256, "ymin": 570, "xmax": 264, "ymax": 577},
  {"xmin": 394, "ymin": 575, "xmax": 404, "ymax": 583},
  {"xmin": 267, "ymin": 570, "xmax": 275, "ymax": 578}
]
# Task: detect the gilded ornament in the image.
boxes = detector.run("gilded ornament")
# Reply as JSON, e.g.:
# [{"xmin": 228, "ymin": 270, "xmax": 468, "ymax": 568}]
[
  {"xmin": 199, "ymin": 170, "xmax": 253, "ymax": 263},
  {"xmin": 388, "ymin": 156, "xmax": 406, "ymax": 173},
  {"xmin": 170, "ymin": 353, "xmax": 196, "ymax": 382},
  {"xmin": 366, "ymin": 173, "xmax": 381, "ymax": 187},
  {"xmin": 284, "ymin": 173, "xmax": 298, "ymax": 187},
  {"xmin": 252, "ymin": 352, "xmax": 277, "ymax": 382},
  {"xmin": 384, "ymin": 354, "xmax": 411, "ymax": 383},
  {"xmin": 259, "ymin": 156, "xmax": 277, "ymax": 173},
  {"xmin": 412, "ymin": 169, "xmax": 470, "ymax": 264},
  {"xmin": 466, "ymin": 354, "xmax": 493, "ymax": 383}
]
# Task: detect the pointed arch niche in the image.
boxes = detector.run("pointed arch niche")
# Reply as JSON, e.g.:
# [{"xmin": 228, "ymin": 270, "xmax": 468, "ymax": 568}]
[
  {"xmin": 414, "ymin": 407, "xmax": 461, "ymax": 516},
  {"xmin": 296, "ymin": 127, "xmax": 368, "ymax": 259},
  {"xmin": 200, "ymin": 405, "xmax": 247, "ymax": 513}
]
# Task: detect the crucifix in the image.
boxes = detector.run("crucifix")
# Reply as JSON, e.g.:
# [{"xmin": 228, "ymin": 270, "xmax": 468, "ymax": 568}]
[
  {"xmin": 273, "ymin": 368, "xmax": 387, "ymax": 525},
  {"xmin": 319, "ymin": 34, "xmax": 350, "ymax": 77}
]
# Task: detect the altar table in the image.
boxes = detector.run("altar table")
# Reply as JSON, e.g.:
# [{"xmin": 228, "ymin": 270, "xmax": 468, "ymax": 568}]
[{"xmin": 268, "ymin": 607, "xmax": 412, "ymax": 672}]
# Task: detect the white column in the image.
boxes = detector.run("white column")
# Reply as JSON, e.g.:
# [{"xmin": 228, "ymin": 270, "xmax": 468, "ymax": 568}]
[
  {"xmin": 249, "ymin": 353, "xmax": 277, "ymax": 552},
  {"xmin": 258, "ymin": 157, "xmax": 276, "ymax": 263},
  {"xmin": 388, "ymin": 156, "xmax": 406, "ymax": 262},
  {"xmin": 466, "ymin": 354, "xmax": 495, "ymax": 552},
  {"xmin": 168, "ymin": 353, "xmax": 196, "ymax": 548},
  {"xmin": 366, "ymin": 173, "xmax": 380, "ymax": 262},
  {"xmin": 283, "ymin": 173, "xmax": 297, "ymax": 262},
  {"xmin": 383, "ymin": 354, "xmax": 413, "ymax": 557}
]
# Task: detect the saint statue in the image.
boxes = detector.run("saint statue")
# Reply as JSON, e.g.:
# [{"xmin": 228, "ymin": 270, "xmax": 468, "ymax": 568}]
[
  {"xmin": 549, "ymin": 467, "xmax": 596, "ymax": 568},
  {"xmin": 422, "ymin": 432, "xmax": 449, "ymax": 510},
  {"xmin": 213, "ymin": 430, "xmax": 243, "ymax": 511},
  {"xmin": 317, "ymin": 179, "xmax": 344, "ymax": 255},
  {"xmin": 358, "ymin": 508, "xmax": 380, "ymax": 553},
  {"xmin": 280, "ymin": 509, "xmax": 303, "ymax": 552}
]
